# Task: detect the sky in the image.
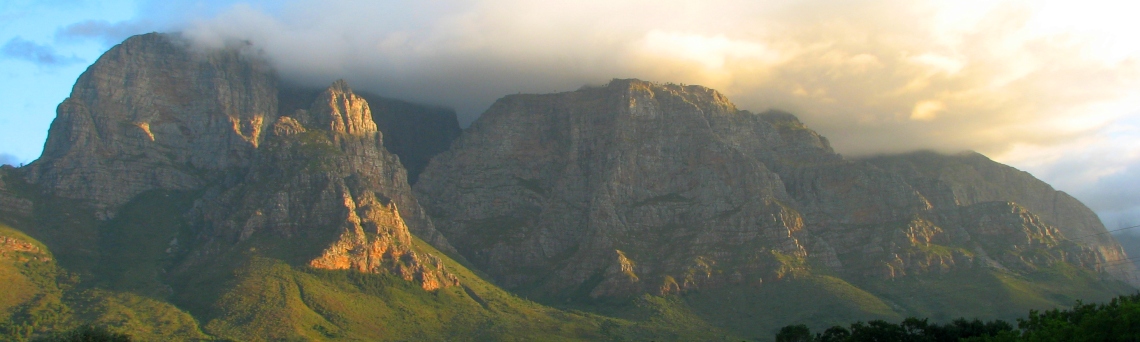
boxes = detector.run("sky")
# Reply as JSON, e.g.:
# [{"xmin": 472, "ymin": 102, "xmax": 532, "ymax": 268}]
[{"xmin": 1, "ymin": 0, "xmax": 1139, "ymax": 231}]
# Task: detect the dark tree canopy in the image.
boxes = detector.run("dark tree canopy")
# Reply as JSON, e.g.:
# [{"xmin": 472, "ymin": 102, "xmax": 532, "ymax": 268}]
[{"xmin": 776, "ymin": 292, "xmax": 1140, "ymax": 342}]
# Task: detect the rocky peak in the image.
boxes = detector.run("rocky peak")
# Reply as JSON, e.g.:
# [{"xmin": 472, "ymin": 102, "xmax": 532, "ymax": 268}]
[
  {"xmin": 299, "ymin": 79, "xmax": 379, "ymax": 136},
  {"xmin": 602, "ymin": 79, "xmax": 736, "ymax": 110},
  {"xmin": 25, "ymin": 32, "xmax": 279, "ymax": 213},
  {"xmin": 277, "ymin": 86, "xmax": 462, "ymax": 185},
  {"xmin": 179, "ymin": 80, "xmax": 457, "ymax": 290}
]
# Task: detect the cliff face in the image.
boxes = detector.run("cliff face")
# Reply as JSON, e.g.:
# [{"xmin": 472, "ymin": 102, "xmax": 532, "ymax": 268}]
[
  {"xmin": 18, "ymin": 33, "xmax": 459, "ymax": 291},
  {"xmin": 23, "ymin": 33, "xmax": 458, "ymax": 253},
  {"xmin": 359, "ymin": 93, "xmax": 462, "ymax": 185},
  {"xmin": 863, "ymin": 152, "xmax": 1131, "ymax": 267},
  {"xmin": 0, "ymin": 168, "xmax": 32, "ymax": 218},
  {"xmin": 415, "ymin": 79, "xmax": 1137, "ymax": 300},
  {"xmin": 26, "ymin": 33, "xmax": 279, "ymax": 215},
  {"xmin": 179, "ymin": 81, "xmax": 456, "ymax": 290},
  {"xmin": 278, "ymin": 88, "xmax": 462, "ymax": 184},
  {"xmin": 415, "ymin": 80, "xmax": 809, "ymax": 297}
]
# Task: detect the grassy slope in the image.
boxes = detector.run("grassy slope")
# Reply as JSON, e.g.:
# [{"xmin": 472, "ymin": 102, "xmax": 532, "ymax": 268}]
[
  {"xmin": 0, "ymin": 168, "xmax": 209, "ymax": 341},
  {"xmin": 684, "ymin": 275, "xmax": 900, "ymax": 340},
  {"xmin": 0, "ymin": 223, "xmax": 50, "ymax": 317},
  {"xmin": 675, "ymin": 265, "xmax": 1134, "ymax": 341},
  {"xmin": 0, "ymin": 221, "xmax": 207, "ymax": 341},
  {"xmin": 194, "ymin": 236, "xmax": 734, "ymax": 341}
]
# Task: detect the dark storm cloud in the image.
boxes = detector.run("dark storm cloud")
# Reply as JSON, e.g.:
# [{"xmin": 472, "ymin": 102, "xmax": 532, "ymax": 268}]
[{"xmin": 1, "ymin": 37, "xmax": 83, "ymax": 66}]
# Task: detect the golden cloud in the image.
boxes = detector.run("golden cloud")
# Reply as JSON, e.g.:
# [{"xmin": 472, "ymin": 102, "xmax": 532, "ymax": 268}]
[{"xmin": 185, "ymin": 0, "xmax": 1140, "ymax": 158}]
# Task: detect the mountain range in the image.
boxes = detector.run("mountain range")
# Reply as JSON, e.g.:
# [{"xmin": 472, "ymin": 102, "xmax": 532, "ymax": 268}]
[{"xmin": 0, "ymin": 32, "xmax": 1136, "ymax": 341}]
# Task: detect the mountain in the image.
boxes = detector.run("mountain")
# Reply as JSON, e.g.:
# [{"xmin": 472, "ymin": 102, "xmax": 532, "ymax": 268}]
[
  {"xmin": 862, "ymin": 151, "xmax": 1134, "ymax": 279},
  {"xmin": 0, "ymin": 33, "xmax": 736, "ymax": 341},
  {"xmin": 25, "ymin": 33, "xmax": 457, "ymax": 248},
  {"xmin": 0, "ymin": 32, "xmax": 1135, "ymax": 341},
  {"xmin": 277, "ymin": 87, "xmax": 462, "ymax": 184},
  {"xmin": 414, "ymin": 79, "xmax": 1137, "ymax": 334}
]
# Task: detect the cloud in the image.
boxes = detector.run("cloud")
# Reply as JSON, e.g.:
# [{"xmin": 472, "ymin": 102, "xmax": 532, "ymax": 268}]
[
  {"xmin": 1068, "ymin": 153, "xmax": 1140, "ymax": 232},
  {"xmin": 1, "ymin": 37, "xmax": 83, "ymax": 66},
  {"xmin": 109, "ymin": 0, "xmax": 1140, "ymax": 226},
  {"xmin": 173, "ymin": 0, "xmax": 1140, "ymax": 158},
  {"xmin": 55, "ymin": 19, "xmax": 155, "ymax": 46},
  {"xmin": 0, "ymin": 153, "xmax": 26, "ymax": 167},
  {"xmin": 997, "ymin": 115, "xmax": 1140, "ymax": 233}
]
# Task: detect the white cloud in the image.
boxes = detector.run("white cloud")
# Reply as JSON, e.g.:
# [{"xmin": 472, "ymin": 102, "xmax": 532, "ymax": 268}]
[{"xmin": 114, "ymin": 0, "xmax": 1140, "ymax": 225}]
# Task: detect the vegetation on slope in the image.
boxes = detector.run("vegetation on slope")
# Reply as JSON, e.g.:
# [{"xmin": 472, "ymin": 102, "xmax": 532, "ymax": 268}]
[
  {"xmin": 0, "ymin": 220, "xmax": 207, "ymax": 341},
  {"xmin": 775, "ymin": 292, "xmax": 1140, "ymax": 342}
]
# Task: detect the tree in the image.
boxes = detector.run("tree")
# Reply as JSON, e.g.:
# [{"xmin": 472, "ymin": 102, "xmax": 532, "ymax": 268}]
[
  {"xmin": 32, "ymin": 325, "xmax": 131, "ymax": 342},
  {"xmin": 776, "ymin": 324, "xmax": 813, "ymax": 342}
]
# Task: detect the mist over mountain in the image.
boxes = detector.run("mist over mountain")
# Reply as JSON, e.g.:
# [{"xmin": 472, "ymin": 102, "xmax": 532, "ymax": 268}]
[
  {"xmin": 0, "ymin": 154, "xmax": 23, "ymax": 167},
  {"xmin": 175, "ymin": 0, "xmax": 1140, "ymax": 158},
  {"xmin": 163, "ymin": 0, "xmax": 1140, "ymax": 230},
  {"xmin": 0, "ymin": 32, "xmax": 1137, "ymax": 341}
]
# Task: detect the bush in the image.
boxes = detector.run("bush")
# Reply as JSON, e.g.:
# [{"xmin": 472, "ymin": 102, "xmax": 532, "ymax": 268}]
[{"xmin": 32, "ymin": 325, "xmax": 131, "ymax": 342}]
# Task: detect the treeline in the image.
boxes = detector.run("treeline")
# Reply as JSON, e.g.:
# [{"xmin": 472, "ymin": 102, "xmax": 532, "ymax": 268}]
[
  {"xmin": 776, "ymin": 292, "xmax": 1140, "ymax": 342},
  {"xmin": 30, "ymin": 325, "xmax": 131, "ymax": 342}
]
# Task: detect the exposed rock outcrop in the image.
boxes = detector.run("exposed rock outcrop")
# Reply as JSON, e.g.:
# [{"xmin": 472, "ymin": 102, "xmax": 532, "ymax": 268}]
[
  {"xmin": 0, "ymin": 235, "xmax": 51, "ymax": 263},
  {"xmin": 415, "ymin": 79, "xmax": 1138, "ymax": 300},
  {"xmin": 308, "ymin": 201, "xmax": 458, "ymax": 291},
  {"xmin": 863, "ymin": 151, "xmax": 1135, "ymax": 280},
  {"xmin": 180, "ymin": 81, "xmax": 456, "ymax": 290},
  {"xmin": 23, "ymin": 33, "xmax": 457, "ymax": 255},
  {"xmin": 278, "ymin": 87, "xmax": 463, "ymax": 184}
]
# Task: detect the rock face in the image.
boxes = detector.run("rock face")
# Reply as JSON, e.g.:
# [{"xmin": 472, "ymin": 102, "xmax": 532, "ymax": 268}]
[
  {"xmin": 279, "ymin": 88, "xmax": 463, "ymax": 184},
  {"xmin": 415, "ymin": 79, "xmax": 1137, "ymax": 300},
  {"xmin": 179, "ymin": 81, "xmax": 458, "ymax": 290},
  {"xmin": 20, "ymin": 33, "xmax": 460, "ymax": 290},
  {"xmin": 24, "ymin": 33, "xmax": 458, "ymax": 253},
  {"xmin": 863, "ymin": 151, "xmax": 1131, "ymax": 269},
  {"xmin": 26, "ymin": 33, "xmax": 279, "ymax": 214},
  {"xmin": 0, "ymin": 168, "xmax": 33, "ymax": 218}
]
